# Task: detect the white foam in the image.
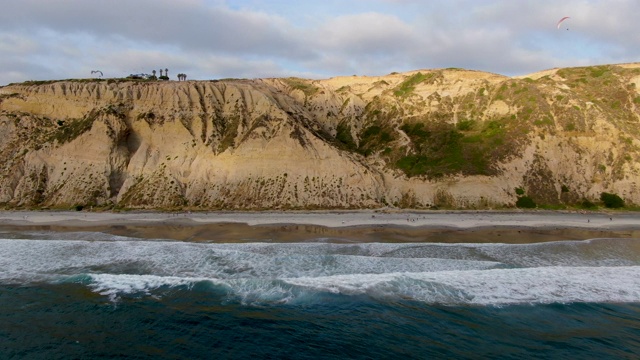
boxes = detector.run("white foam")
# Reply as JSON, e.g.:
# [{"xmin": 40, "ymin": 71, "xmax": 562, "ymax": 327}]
[
  {"xmin": 86, "ymin": 274, "xmax": 210, "ymax": 301},
  {"xmin": 77, "ymin": 266, "xmax": 640, "ymax": 306},
  {"xmin": 0, "ymin": 239, "xmax": 504, "ymax": 282},
  {"xmin": 284, "ymin": 266, "xmax": 640, "ymax": 305},
  {"xmin": 2, "ymin": 238, "xmax": 640, "ymax": 305}
]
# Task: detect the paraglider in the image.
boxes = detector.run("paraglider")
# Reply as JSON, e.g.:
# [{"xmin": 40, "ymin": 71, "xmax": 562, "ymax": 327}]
[
  {"xmin": 557, "ymin": 16, "xmax": 570, "ymax": 30},
  {"xmin": 91, "ymin": 70, "xmax": 103, "ymax": 78}
]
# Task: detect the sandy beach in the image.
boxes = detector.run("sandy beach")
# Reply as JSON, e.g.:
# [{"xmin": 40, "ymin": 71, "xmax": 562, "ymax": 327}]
[{"xmin": 1, "ymin": 210, "xmax": 640, "ymax": 243}]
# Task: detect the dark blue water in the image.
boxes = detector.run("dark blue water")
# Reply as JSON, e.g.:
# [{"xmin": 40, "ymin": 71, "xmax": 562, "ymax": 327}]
[{"xmin": 1, "ymin": 232, "xmax": 640, "ymax": 359}]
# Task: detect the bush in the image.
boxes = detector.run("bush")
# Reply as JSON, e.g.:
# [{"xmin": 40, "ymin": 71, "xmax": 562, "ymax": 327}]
[
  {"xmin": 600, "ymin": 192, "xmax": 625, "ymax": 208},
  {"xmin": 580, "ymin": 199, "xmax": 597, "ymax": 209},
  {"xmin": 50, "ymin": 114, "xmax": 96, "ymax": 144},
  {"xmin": 456, "ymin": 120, "xmax": 476, "ymax": 131},
  {"xmin": 516, "ymin": 196, "xmax": 536, "ymax": 208},
  {"xmin": 394, "ymin": 72, "xmax": 427, "ymax": 97},
  {"xmin": 335, "ymin": 123, "xmax": 356, "ymax": 150}
]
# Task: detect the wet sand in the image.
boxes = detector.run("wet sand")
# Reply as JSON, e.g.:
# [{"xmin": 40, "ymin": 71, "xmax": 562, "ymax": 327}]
[{"xmin": 1, "ymin": 210, "xmax": 639, "ymax": 243}]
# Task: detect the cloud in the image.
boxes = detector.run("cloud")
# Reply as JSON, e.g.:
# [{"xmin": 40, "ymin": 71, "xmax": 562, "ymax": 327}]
[
  {"xmin": 1, "ymin": 0, "xmax": 640, "ymax": 85},
  {"xmin": 0, "ymin": 33, "xmax": 38, "ymax": 55},
  {"xmin": 0, "ymin": 0, "xmax": 319, "ymax": 83},
  {"xmin": 0, "ymin": 0, "xmax": 311, "ymax": 58},
  {"xmin": 316, "ymin": 13, "xmax": 417, "ymax": 55},
  {"xmin": 299, "ymin": 12, "xmax": 420, "ymax": 75}
]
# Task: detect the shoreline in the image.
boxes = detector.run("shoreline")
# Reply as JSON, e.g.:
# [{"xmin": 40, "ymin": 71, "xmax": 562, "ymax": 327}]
[
  {"xmin": 1, "ymin": 209, "xmax": 638, "ymax": 226},
  {"xmin": 1, "ymin": 210, "xmax": 640, "ymax": 243}
]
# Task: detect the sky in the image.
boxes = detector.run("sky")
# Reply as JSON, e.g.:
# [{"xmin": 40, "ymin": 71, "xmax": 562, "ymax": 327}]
[{"xmin": 0, "ymin": 0, "xmax": 638, "ymax": 85}]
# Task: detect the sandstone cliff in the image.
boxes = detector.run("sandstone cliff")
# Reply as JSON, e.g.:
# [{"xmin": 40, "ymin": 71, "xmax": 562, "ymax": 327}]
[{"xmin": 1, "ymin": 63, "xmax": 640, "ymax": 209}]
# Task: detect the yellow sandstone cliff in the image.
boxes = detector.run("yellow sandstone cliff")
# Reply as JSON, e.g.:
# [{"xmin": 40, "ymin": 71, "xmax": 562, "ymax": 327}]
[{"xmin": 1, "ymin": 63, "xmax": 639, "ymax": 209}]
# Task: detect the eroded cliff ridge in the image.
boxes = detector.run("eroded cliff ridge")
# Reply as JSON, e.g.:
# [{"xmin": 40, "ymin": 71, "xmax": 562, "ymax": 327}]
[{"xmin": 2, "ymin": 63, "xmax": 640, "ymax": 209}]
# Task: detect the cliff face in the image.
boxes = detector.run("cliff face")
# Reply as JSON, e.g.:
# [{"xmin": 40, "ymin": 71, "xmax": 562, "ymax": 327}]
[{"xmin": 2, "ymin": 63, "xmax": 640, "ymax": 209}]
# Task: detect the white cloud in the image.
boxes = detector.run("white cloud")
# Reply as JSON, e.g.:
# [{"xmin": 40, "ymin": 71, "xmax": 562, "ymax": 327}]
[
  {"xmin": 316, "ymin": 13, "xmax": 416, "ymax": 53},
  {"xmin": 1, "ymin": 0, "xmax": 640, "ymax": 85},
  {"xmin": 0, "ymin": 34, "xmax": 38, "ymax": 55}
]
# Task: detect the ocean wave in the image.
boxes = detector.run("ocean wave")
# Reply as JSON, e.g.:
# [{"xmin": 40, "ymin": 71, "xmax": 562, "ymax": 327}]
[
  {"xmin": 64, "ymin": 265, "xmax": 640, "ymax": 306},
  {"xmin": 284, "ymin": 266, "xmax": 640, "ymax": 305},
  {"xmin": 2, "ymin": 238, "xmax": 640, "ymax": 306},
  {"xmin": 0, "ymin": 239, "xmax": 505, "ymax": 282}
]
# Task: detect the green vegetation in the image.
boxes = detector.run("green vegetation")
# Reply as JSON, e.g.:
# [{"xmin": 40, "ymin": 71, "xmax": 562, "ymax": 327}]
[
  {"xmin": 138, "ymin": 111, "xmax": 155, "ymax": 120},
  {"xmin": 554, "ymin": 65, "xmax": 639, "ymax": 135},
  {"xmin": 334, "ymin": 119, "xmax": 395, "ymax": 157},
  {"xmin": 357, "ymin": 124, "xmax": 394, "ymax": 156},
  {"xmin": 49, "ymin": 112, "xmax": 97, "ymax": 144},
  {"xmin": 514, "ymin": 187, "xmax": 536, "ymax": 208},
  {"xmin": 7, "ymin": 77, "xmax": 171, "ymax": 87},
  {"xmin": 335, "ymin": 123, "xmax": 356, "ymax": 150},
  {"xmin": 456, "ymin": 119, "xmax": 476, "ymax": 131},
  {"xmin": 0, "ymin": 92, "xmax": 20, "ymax": 101},
  {"xmin": 102, "ymin": 104, "xmax": 127, "ymax": 119},
  {"xmin": 600, "ymin": 192, "xmax": 625, "ymax": 208},
  {"xmin": 516, "ymin": 196, "xmax": 536, "ymax": 208},
  {"xmin": 282, "ymin": 77, "xmax": 320, "ymax": 97},
  {"xmin": 216, "ymin": 114, "xmax": 241, "ymax": 153},
  {"xmin": 397, "ymin": 123, "xmax": 465, "ymax": 177},
  {"xmin": 395, "ymin": 119, "xmax": 510, "ymax": 178},
  {"xmin": 11, "ymin": 80, "xmax": 61, "ymax": 86},
  {"xmin": 12, "ymin": 78, "xmax": 110, "ymax": 86},
  {"xmin": 393, "ymin": 72, "xmax": 427, "ymax": 97},
  {"xmin": 533, "ymin": 116, "xmax": 554, "ymax": 127},
  {"xmin": 581, "ymin": 199, "xmax": 597, "ymax": 209},
  {"xmin": 339, "ymin": 98, "xmax": 351, "ymax": 113}
]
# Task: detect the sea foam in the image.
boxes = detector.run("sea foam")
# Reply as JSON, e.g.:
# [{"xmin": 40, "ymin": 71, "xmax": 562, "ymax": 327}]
[{"xmin": 2, "ymin": 237, "xmax": 640, "ymax": 305}]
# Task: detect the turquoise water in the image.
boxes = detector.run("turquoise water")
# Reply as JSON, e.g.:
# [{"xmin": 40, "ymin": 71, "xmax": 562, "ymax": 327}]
[{"xmin": 1, "ymin": 232, "xmax": 640, "ymax": 359}]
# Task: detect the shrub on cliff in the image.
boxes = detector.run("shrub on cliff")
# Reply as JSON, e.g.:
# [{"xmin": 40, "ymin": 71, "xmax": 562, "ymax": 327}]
[
  {"xmin": 580, "ymin": 199, "xmax": 597, "ymax": 209},
  {"xmin": 600, "ymin": 192, "xmax": 625, "ymax": 208},
  {"xmin": 516, "ymin": 196, "xmax": 536, "ymax": 208}
]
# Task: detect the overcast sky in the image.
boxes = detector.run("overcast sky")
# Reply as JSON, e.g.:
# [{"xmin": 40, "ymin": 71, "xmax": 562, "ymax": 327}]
[{"xmin": 1, "ymin": 0, "xmax": 637, "ymax": 85}]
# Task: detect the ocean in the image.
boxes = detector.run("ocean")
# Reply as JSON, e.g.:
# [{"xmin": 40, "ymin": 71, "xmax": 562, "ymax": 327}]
[{"xmin": 1, "ymin": 229, "xmax": 639, "ymax": 359}]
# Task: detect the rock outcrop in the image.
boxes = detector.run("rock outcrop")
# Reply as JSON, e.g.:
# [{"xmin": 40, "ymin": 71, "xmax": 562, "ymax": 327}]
[{"xmin": 1, "ymin": 63, "xmax": 640, "ymax": 209}]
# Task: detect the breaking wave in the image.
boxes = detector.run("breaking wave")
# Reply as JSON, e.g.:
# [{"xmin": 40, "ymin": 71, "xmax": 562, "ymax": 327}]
[{"xmin": 2, "ymin": 235, "xmax": 639, "ymax": 305}]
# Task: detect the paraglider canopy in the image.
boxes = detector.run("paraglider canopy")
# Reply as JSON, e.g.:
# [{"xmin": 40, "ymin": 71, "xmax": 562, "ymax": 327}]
[
  {"xmin": 557, "ymin": 16, "xmax": 570, "ymax": 30},
  {"xmin": 91, "ymin": 70, "xmax": 103, "ymax": 78}
]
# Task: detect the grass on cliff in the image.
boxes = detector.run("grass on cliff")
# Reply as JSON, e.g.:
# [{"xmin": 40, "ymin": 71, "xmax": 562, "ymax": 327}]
[
  {"xmin": 395, "ymin": 120, "xmax": 505, "ymax": 178},
  {"xmin": 334, "ymin": 97, "xmax": 397, "ymax": 156},
  {"xmin": 555, "ymin": 65, "xmax": 640, "ymax": 135},
  {"xmin": 388, "ymin": 73, "xmax": 555, "ymax": 179},
  {"xmin": 358, "ymin": 124, "xmax": 394, "ymax": 156},
  {"xmin": 281, "ymin": 78, "xmax": 320, "ymax": 97},
  {"xmin": 394, "ymin": 73, "xmax": 427, "ymax": 97},
  {"xmin": 7, "ymin": 77, "xmax": 181, "ymax": 87},
  {"xmin": 334, "ymin": 122, "xmax": 394, "ymax": 156},
  {"xmin": 0, "ymin": 92, "xmax": 20, "ymax": 101},
  {"xmin": 49, "ymin": 114, "xmax": 96, "ymax": 144},
  {"xmin": 48, "ymin": 104, "xmax": 126, "ymax": 145}
]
